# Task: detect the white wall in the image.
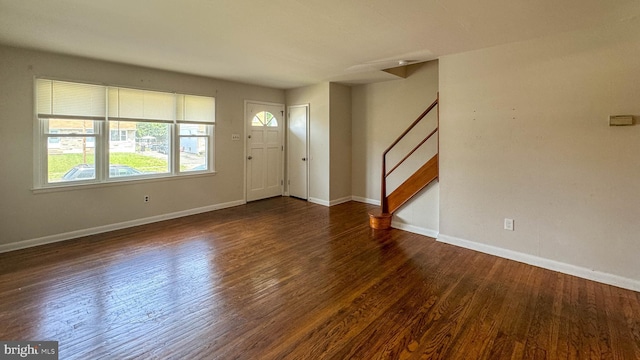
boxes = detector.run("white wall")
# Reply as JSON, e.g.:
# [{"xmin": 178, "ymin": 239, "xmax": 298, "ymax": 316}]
[
  {"xmin": 351, "ymin": 61, "xmax": 439, "ymax": 236},
  {"xmin": 329, "ymin": 83, "xmax": 352, "ymax": 204},
  {"xmin": 439, "ymin": 19, "xmax": 640, "ymax": 287},
  {"xmin": 0, "ymin": 46, "xmax": 284, "ymax": 250},
  {"xmin": 286, "ymin": 83, "xmax": 330, "ymax": 204}
]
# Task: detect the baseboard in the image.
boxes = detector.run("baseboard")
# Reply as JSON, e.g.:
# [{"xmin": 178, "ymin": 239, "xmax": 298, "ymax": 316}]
[
  {"xmin": 308, "ymin": 197, "xmax": 352, "ymax": 207},
  {"xmin": 391, "ymin": 221, "xmax": 438, "ymax": 239},
  {"xmin": 437, "ymin": 234, "xmax": 640, "ymax": 293},
  {"xmin": 308, "ymin": 197, "xmax": 330, "ymax": 206},
  {"xmin": 351, "ymin": 196, "xmax": 380, "ymax": 206},
  {"xmin": 298, "ymin": 195, "xmax": 382, "ymax": 207},
  {"xmin": 0, "ymin": 200, "xmax": 247, "ymax": 254},
  {"xmin": 329, "ymin": 196, "xmax": 352, "ymax": 206}
]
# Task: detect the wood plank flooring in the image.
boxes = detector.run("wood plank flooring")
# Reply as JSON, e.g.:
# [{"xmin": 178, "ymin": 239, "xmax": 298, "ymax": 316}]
[{"xmin": 0, "ymin": 197, "xmax": 639, "ymax": 359}]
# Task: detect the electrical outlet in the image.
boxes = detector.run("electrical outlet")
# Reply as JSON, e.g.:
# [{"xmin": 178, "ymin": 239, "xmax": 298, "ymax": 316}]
[
  {"xmin": 504, "ymin": 218, "xmax": 514, "ymax": 231},
  {"xmin": 144, "ymin": 195, "xmax": 150, "ymax": 203}
]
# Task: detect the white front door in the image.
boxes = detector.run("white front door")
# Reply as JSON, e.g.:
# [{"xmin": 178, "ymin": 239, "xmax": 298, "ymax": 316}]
[
  {"xmin": 246, "ymin": 102, "xmax": 284, "ymax": 202},
  {"xmin": 288, "ymin": 104, "xmax": 308, "ymax": 200}
]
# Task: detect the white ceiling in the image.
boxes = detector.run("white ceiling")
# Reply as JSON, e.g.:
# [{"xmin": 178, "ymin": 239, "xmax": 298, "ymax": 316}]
[{"xmin": 1, "ymin": 0, "xmax": 638, "ymax": 89}]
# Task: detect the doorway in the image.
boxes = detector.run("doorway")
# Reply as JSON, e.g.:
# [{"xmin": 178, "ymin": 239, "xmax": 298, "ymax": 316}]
[{"xmin": 246, "ymin": 102, "xmax": 284, "ymax": 202}]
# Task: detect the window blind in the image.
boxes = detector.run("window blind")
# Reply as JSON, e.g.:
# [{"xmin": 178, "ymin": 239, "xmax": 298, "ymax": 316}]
[
  {"xmin": 36, "ymin": 79, "xmax": 215, "ymax": 124},
  {"xmin": 176, "ymin": 94, "xmax": 215, "ymax": 124},
  {"xmin": 37, "ymin": 79, "xmax": 106, "ymax": 118},
  {"xmin": 108, "ymin": 88, "xmax": 175, "ymax": 122}
]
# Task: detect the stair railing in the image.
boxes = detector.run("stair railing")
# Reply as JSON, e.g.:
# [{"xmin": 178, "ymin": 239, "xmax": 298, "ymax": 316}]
[{"xmin": 381, "ymin": 94, "xmax": 439, "ymax": 213}]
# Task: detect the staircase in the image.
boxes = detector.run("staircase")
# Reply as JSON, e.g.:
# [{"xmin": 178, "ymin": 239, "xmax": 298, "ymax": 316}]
[{"xmin": 369, "ymin": 95, "xmax": 439, "ymax": 229}]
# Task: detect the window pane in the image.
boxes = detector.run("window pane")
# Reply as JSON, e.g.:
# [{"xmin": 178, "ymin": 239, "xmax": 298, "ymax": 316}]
[
  {"xmin": 179, "ymin": 124, "xmax": 207, "ymax": 136},
  {"xmin": 251, "ymin": 111, "xmax": 278, "ymax": 127},
  {"xmin": 46, "ymin": 119, "xmax": 96, "ymax": 135},
  {"xmin": 179, "ymin": 124, "xmax": 209, "ymax": 172},
  {"xmin": 45, "ymin": 119, "xmax": 97, "ymax": 183},
  {"xmin": 265, "ymin": 112, "xmax": 274, "ymax": 126},
  {"xmin": 48, "ymin": 138, "xmax": 96, "ymax": 182},
  {"xmin": 109, "ymin": 121, "xmax": 170, "ymax": 176},
  {"xmin": 252, "ymin": 111, "xmax": 265, "ymax": 126},
  {"xmin": 251, "ymin": 117, "xmax": 263, "ymax": 126},
  {"xmin": 180, "ymin": 137, "xmax": 208, "ymax": 171}
]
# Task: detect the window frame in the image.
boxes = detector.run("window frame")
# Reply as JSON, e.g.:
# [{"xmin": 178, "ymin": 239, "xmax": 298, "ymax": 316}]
[{"xmin": 34, "ymin": 78, "xmax": 216, "ymax": 190}]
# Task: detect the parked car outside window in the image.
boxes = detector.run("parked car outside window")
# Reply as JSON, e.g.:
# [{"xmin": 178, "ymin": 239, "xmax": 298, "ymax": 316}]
[{"xmin": 62, "ymin": 164, "xmax": 142, "ymax": 181}]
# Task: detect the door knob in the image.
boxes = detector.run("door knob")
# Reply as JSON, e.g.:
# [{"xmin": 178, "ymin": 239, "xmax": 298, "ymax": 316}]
[
  {"xmin": 248, "ymin": 156, "xmax": 253, "ymax": 160},
  {"xmin": 302, "ymin": 157, "xmax": 306, "ymax": 161}
]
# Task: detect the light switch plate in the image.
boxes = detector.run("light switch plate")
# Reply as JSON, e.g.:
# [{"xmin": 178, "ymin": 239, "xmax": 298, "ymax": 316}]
[{"xmin": 504, "ymin": 218, "xmax": 514, "ymax": 231}]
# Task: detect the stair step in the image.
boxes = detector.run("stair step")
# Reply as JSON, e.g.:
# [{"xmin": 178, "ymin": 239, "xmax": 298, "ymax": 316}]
[
  {"xmin": 387, "ymin": 154, "xmax": 438, "ymax": 214},
  {"xmin": 368, "ymin": 210, "xmax": 392, "ymax": 230}
]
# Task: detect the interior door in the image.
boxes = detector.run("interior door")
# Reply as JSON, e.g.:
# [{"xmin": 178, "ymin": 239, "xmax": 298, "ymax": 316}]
[
  {"xmin": 288, "ymin": 104, "xmax": 308, "ymax": 200},
  {"xmin": 246, "ymin": 102, "xmax": 284, "ymax": 202}
]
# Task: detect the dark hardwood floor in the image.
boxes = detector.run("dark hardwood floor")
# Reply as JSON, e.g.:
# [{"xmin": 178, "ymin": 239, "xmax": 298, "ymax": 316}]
[{"xmin": 0, "ymin": 197, "xmax": 639, "ymax": 359}]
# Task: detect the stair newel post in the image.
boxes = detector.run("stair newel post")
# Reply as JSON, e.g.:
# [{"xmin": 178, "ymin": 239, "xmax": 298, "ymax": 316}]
[
  {"xmin": 436, "ymin": 92, "xmax": 439, "ymax": 159},
  {"xmin": 381, "ymin": 154, "xmax": 388, "ymax": 213}
]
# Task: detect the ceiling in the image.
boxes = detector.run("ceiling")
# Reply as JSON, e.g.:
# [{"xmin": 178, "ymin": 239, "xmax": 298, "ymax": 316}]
[{"xmin": 0, "ymin": 0, "xmax": 638, "ymax": 89}]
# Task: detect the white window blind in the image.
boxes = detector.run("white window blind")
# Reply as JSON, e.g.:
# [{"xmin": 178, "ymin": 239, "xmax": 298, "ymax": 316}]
[
  {"xmin": 37, "ymin": 79, "xmax": 106, "ymax": 118},
  {"xmin": 176, "ymin": 94, "xmax": 215, "ymax": 123},
  {"xmin": 108, "ymin": 88, "xmax": 176, "ymax": 122}
]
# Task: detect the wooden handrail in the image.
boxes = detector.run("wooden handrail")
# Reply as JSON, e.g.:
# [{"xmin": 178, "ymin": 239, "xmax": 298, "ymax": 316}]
[
  {"xmin": 385, "ymin": 127, "xmax": 438, "ymax": 178},
  {"xmin": 381, "ymin": 94, "xmax": 439, "ymax": 213},
  {"xmin": 382, "ymin": 97, "xmax": 439, "ymax": 157}
]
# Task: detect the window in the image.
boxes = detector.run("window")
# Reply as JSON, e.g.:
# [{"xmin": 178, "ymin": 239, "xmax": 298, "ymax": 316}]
[
  {"xmin": 251, "ymin": 111, "xmax": 278, "ymax": 127},
  {"xmin": 179, "ymin": 124, "xmax": 209, "ymax": 172},
  {"xmin": 35, "ymin": 79, "xmax": 215, "ymax": 188},
  {"xmin": 110, "ymin": 129, "xmax": 128, "ymax": 142}
]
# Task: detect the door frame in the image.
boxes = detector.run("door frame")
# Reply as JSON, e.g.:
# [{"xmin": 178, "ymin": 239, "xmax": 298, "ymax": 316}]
[
  {"xmin": 287, "ymin": 104, "xmax": 310, "ymax": 200},
  {"xmin": 243, "ymin": 100, "xmax": 286, "ymax": 202}
]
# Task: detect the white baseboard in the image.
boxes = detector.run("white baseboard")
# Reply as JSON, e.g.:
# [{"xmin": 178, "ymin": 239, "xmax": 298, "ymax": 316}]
[
  {"xmin": 391, "ymin": 221, "xmax": 439, "ymax": 239},
  {"xmin": 351, "ymin": 196, "xmax": 380, "ymax": 206},
  {"xmin": 307, "ymin": 195, "xmax": 381, "ymax": 207},
  {"xmin": 329, "ymin": 196, "xmax": 352, "ymax": 206},
  {"xmin": 0, "ymin": 200, "xmax": 246, "ymax": 254},
  {"xmin": 308, "ymin": 197, "xmax": 330, "ymax": 206},
  {"xmin": 437, "ymin": 234, "xmax": 640, "ymax": 292},
  {"xmin": 308, "ymin": 196, "xmax": 352, "ymax": 207}
]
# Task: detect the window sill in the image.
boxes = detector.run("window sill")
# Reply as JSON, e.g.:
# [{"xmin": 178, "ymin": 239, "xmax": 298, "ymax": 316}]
[{"xmin": 32, "ymin": 171, "xmax": 217, "ymax": 194}]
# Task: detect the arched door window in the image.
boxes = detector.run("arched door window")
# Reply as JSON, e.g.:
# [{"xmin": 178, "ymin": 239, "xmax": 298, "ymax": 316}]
[{"xmin": 251, "ymin": 111, "xmax": 278, "ymax": 127}]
